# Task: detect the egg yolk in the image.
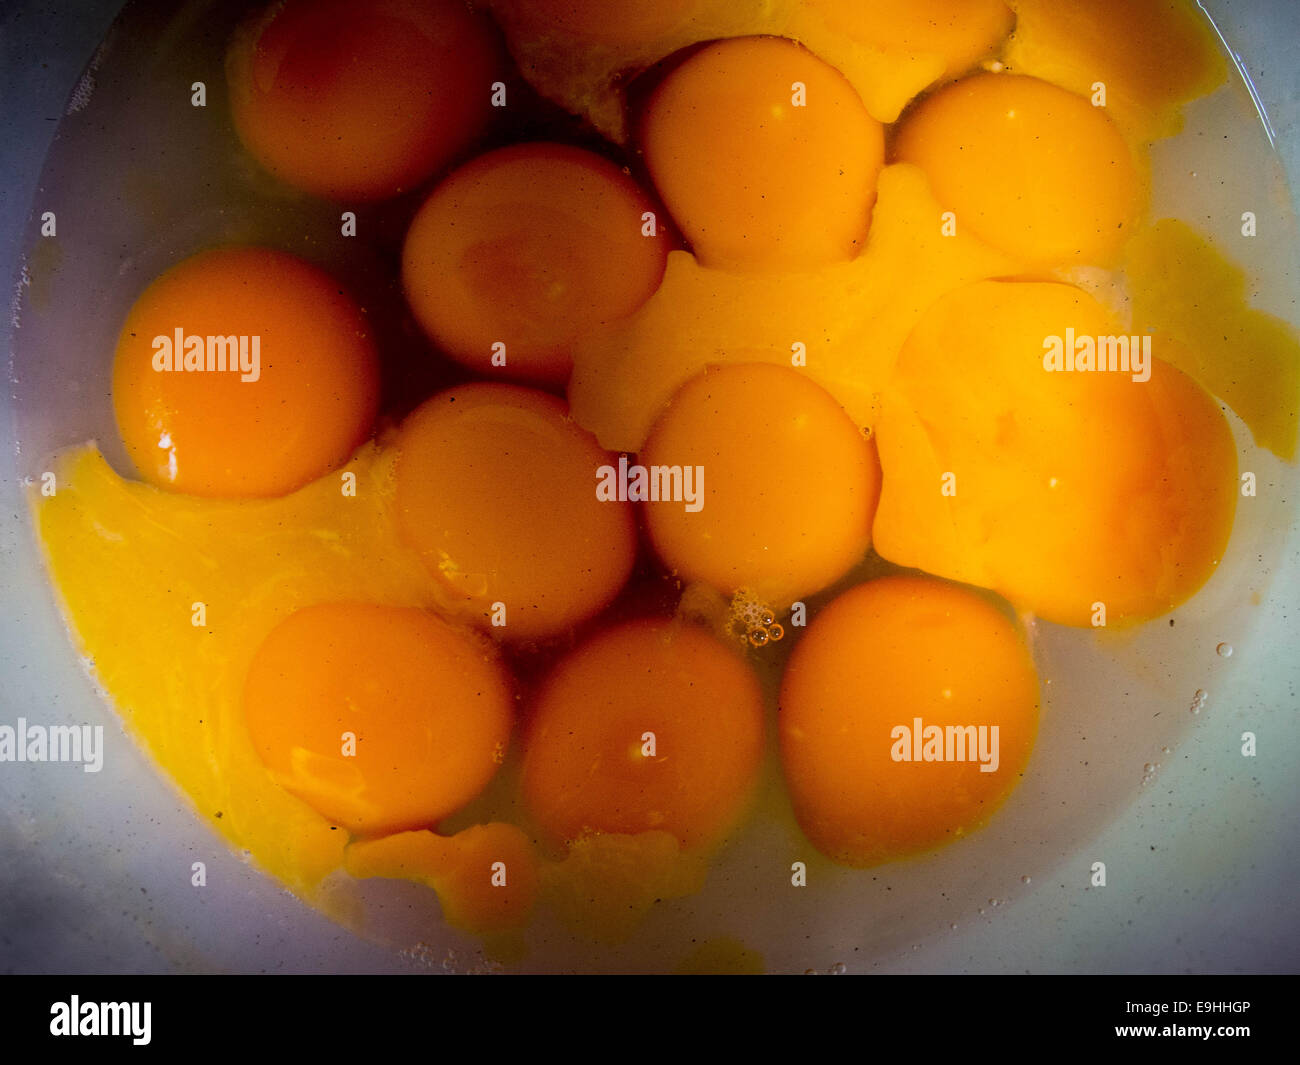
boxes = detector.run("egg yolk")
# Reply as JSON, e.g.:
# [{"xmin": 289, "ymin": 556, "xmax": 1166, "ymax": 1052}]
[
  {"xmin": 402, "ymin": 142, "xmax": 670, "ymax": 386},
  {"xmin": 1003, "ymin": 0, "xmax": 1228, "ymax": 140},
  {"xmin": 640, "ymin": 363, "xmax": 880, "ymax": 606},
  {"xmin": 805, "ymin": 0, "xmax": 1013, "ymax": 80},
  {"xmin": 345, "ymin": 823, "xmax": 539, "ymax": 935},
  {"xmin": 226, "ymin": 0, "xmax": 504, "ymax": 201},
  {"xmin": 872, "ymin": 280, "xmax": 1238, "ymax": 627},
  {"xmin": 779, "ymin": 576, "xmax": 1039, "ymax": 867},
  {"xmin": 894, "ymin": 72, "xmax": 1144, "ymax": 267},
  {"xmin": 640, "ymin": 35, "xmax": 885, "ymax": 272},
  {"xmin": 111, "ymin": 246, "xmax": 380, "ymax": 499},
  {"xmin": 393, "ymin": 384, "xmax": 637, "ymax": 640},
  {"xmin": 521, "ymin": 618, "xmax": 765, "ymax": 850},
  {"xmin": 243, "ymin": 602, "xmax": 513, "ymax": 837}
]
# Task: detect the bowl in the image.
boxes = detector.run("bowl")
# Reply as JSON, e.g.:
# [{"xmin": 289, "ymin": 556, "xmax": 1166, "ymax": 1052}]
[{"xmin": 2, "ymin": 0, "xmax": 1297, "ymax": 973}]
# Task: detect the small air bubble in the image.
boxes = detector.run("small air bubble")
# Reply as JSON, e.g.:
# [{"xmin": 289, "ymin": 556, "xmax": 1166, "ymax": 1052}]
[
  {"xmin": 1021, "ymin": 875, "xmax": 1031, "ymax": 885},
  {"xmin": 759, "ymin": 610, "xmax": 775, "ymax": 627},
  {"xmin": 829, "ymin": 961, "xmax": 847, "ymax": 975},
  {"xmin": 768, "ymin": 623, "xmax": 785, "ymax": 642},
  {"xmin": 1190, "ymin": 688, "xmax": 1208, "ymax": 715},
  {"xmin": 1216, "ymin": 642, "xmax": 1233, "ymax": 658},
  {"xmin": 988, "ymin": 898, "xmax": 999, "ymax": 907},
  {"xmin": 747, "ymin": 627, "xmax": 769, "ymax": 647}
]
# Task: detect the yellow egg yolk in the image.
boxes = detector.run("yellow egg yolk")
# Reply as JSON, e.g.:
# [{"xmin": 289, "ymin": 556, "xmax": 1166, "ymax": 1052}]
[
  {"xmin": 780, "ymin": 576, "xmax": 1040, "ymax": 867},
  {"xmin": 112, "ymin": 246, "xmax": 380, "ymax": 499}
]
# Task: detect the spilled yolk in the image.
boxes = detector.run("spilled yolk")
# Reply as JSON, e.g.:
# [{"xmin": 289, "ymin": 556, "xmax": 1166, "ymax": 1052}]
[
  {"xmin": 1125, "ymin": 218, "xmax": 1300, "ymax": 461},
  {"xmin": 226, "ymin": 0, "xmax": 504, "ymax": 201},
  {"xmin": 1003, "ymin": 0, "xmax": 1228, "ymax": 141},
  {"xmin": 780, "ymin": 576, "xmax": 1039, "ymax": 868},
  {"xmin": 568, "ymin": 163, "xmax": 1022, "ymax": 454},
  {"xmin": 402, "ymin": 143, "xmax": 669, "ymax": 385},
  {"xmin": 640, "ymin": 363, "xmax": 880, "ymax": 605},
  {"xmin": 490, "ymin": 0, "xmax": 1018, "ymax": 141},
  {"xmin": 112, "ymin": 246, "xmax": 380, "ymax": 499},
  {"xmin": 521, "ymin": 618, "xmax": 765, "ymax": 851},
  {"xmin": 894, "ymin": 73, "xmax": 1146, "ymax": 267},
  {"xmin": 393, "ymin": 384, "xmax": 637, "ymax": 641},
  {"xmin": 872, "ymin": 280, "xmax": 1239, "ymax": 627},
  {"xmin": 641, "ymin": 35, "xmax": 885, "ymax": 272},
  {"xmin": 345, "ymin": 823, "xmax": 540, "ymax": 935},
  {"xmin": 244, "ymin": 603, "xmax": 513, "ymax": 837},
  {"xmin": 802, "ymin": 0, "xmax": 1013, "ymax": 82}
]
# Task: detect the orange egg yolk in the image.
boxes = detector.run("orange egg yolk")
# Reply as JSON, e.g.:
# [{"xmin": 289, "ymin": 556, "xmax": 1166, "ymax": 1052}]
[
  {"xmin": 226, "ymin": 0, "xmax": 504, "ymax": 201},
  {"xmin": 872, "ymin": 280, "xmax": 1238, "ymax": 627},
  {"xmin": 243, "ymin": 602, "xmax": 513, "ymax": 836},
  {"xmin": 111, "ymin": 246, "xmax": 379, "ymax": 499},
  {"xmin": 402, "ymin": 142, "xmax": 670, "ymax": 386},
  {"xmin": 522, "ymin": 618, "xmax": 765, "ymax": 850},
  {"xmin": 640, "ymin": 362, "xmax": 880, "ymax": 606},
  {"xmin": 641, "ymin": 35, "xmax": 885, "ymax": 272},
  {"xmin": 393, "ymin": 383, "xmax": 637, "ymax": 640},
  {"xmin": 780, "ymin": 576, "xmax": 1040, "ymax": 867},
  {"xmin": 894, "ymin": 72, "xmax": 1144, "ymax": 267}
]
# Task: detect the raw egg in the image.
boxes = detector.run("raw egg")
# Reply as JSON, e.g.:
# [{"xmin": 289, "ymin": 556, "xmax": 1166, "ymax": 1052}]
[
  {"xmin": 641, "ymin": 35, "xmax": 885, "ymax": 272},
  {"xmin": 402, "ymin": 143, "xmax": 669, "ymax": 385},
  {"xmin": 227, "ymin": 0, "xmax": 504, "ymax": 201},
  {"xmin": 640, "ymin": 362, "xmax": 880, "ymax": 606},
  {"xmin": 112, "ymin": 246, "xmax": 380, "ymax": 499},
  {"xmin": 780, "ymin": 576, "xmax": 1039, "ymax": 867},
  {"xmin": 393, "ymin": 383, "xmax": 637, "ymax": 640},
  {"xmin": 872, "ymin": 280, "xmax": 1238, "ymax": 626},
  {"xmin": 894, "ymin": 72, "xmax": 1145, "ymax": 267},
  {"xmin": 244, "ymin": 602, "xmax": 513, "ymax": 837},
  {"xmin": 521, "ymin": 618, "xmax": 765, "ymax": 850}
]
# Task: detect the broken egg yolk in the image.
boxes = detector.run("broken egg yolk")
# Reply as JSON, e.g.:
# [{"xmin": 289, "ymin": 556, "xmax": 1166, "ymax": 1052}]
[
  {"xmin": 243, "ymin": 602, "xmax": 513, "ymax": 837},
  {"xmin": 111, "ymin": 246, "xmax": 380, "ymax": 499},
  {"xmin": 872, "ymin": 280, "xmax": 1238, "ymax": 627},
  {"xmin": 640, "ymin": 362, "xmax": 880, "ymax": 605},
  {"xmin": 402, "ymin": 142, "xmax": 669, "ymax": 385},
  {"xmin": 780, "ymin": 576, "xmax": 1039, "ymax": 868},
  {"xmin": 641, "ymin": 35, "xmax": 885, "ymax": 272},
  {"xmin": 894, "ymin": 72, "xmax": 1144, "ymax": 267},
  {"xmin": 521, "ymin": 618, "xmax": 766, "ymax": 851},
  {"xmin": 227, "ymin": 0, "xmax": 504, "ymax": 201},
  {"xmin": 393, "ymin": 383, "xmax": 637, "ymax": 640}
]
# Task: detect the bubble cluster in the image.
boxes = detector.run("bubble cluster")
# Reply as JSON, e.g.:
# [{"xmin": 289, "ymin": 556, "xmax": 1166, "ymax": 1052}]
[{"xmin": 728, "ymin": 588, "xmax": 785, "ymax": 649}]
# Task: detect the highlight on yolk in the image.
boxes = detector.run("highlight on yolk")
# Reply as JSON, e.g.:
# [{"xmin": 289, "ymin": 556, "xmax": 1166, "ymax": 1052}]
[
  {"xmin": 640, "ymin": 35, "xmax": 885, "ymax": 272},
  {"xmin": 640, "ymin": 363, "xmax": 880, "ymax": 605},
  {"xmin": 805, "ymin": 0, "xmax": 1013, "ymax": 80},
  {"xmin": 402, "ymin": 142, "xmax": 670, "ymax": 385},
  {"xmin": 243, "ymin": 602, "xmax": 513, "ymax": 837},
  {"xmin": 779, "ymin": 576, "xmax": 1039, "ymax": 868},
  {"xmin": 521, "ymin": 618, "xmax": 765, "ymax": 850},
  {"xmin": 226, "ymin": 0, "xmax": 504, "ymax": 202},
  {"xmin": 111, "ymin": 246, "xmax": 380, "ymax": 499},
  {"xmin": 345, "ymin": 823, "xmax": 539, "ymax": 935},
  {"xmin": 894, "ymin": 72, "xmax": 1145, "ymax": 267},
  {"xmin": 872, "ymin": 280, "xmax": 1238, "ymax": 627},
  {"xmin": 393, "ymin": 384, "xmax": 637, "ymax": 640}
]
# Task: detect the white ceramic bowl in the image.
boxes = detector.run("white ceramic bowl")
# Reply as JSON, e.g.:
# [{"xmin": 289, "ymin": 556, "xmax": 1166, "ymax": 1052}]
[{"xmin": 2, "ymin": 0, "xmax": 1297, "ymax": 973}]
